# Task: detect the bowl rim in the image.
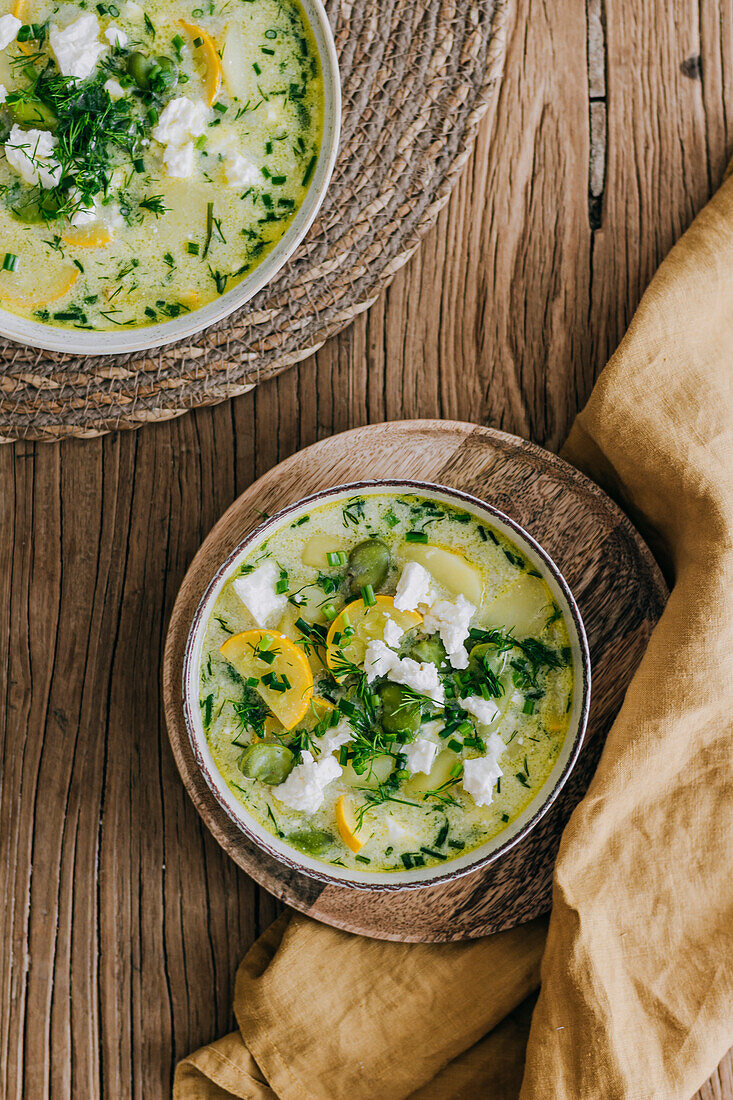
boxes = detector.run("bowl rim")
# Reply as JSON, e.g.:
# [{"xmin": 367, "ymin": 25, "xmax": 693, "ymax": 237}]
[
  {"xmin": 0, "ymin": 0, "xmax": 341, "ymax": 356},
  {"xmin": 182, "ymin": 478, "xmax": 592, "ymax": 891}
]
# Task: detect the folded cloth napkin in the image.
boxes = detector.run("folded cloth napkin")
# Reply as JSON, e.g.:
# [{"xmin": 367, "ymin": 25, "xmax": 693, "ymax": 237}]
[{"xmin": 175, "ymin": 168, "xmax": 733, "ymax": 1100}]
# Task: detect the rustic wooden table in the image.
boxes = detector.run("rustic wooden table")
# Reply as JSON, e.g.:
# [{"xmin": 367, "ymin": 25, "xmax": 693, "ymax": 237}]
[{"xmin": 2, "ymin": 1, "xmax": 732, "ymax": 1096}]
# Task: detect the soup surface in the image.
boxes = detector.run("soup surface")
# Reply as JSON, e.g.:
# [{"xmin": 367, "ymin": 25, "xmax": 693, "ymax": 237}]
[
  {"xmin": 0, "ymin": 0, "xmax": 322, "ymax": 329},
  {"xmin": 198, "ymin": 492, "xmax": 575, "ymax": 874}
]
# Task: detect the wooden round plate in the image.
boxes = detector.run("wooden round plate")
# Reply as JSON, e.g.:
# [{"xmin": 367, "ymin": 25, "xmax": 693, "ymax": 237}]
[{"xmin": 163, "ymin": 420, "xmax": 667, "ymax": 941}]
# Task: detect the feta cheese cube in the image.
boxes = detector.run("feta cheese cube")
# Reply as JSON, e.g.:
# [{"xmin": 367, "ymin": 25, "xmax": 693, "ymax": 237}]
[
  {"xmin": 382, "ymin": 616, "xmax": 404, "ymax": 650},
  {"xmin": 0, "ymin": 84, "xmax": 7, "ymax": 105},
  {"xmin": 0, "ymin": 14, "xmax": 21, "ymax": 51},
  {"xmin": 104, "ymin": 23, "xmax": 128, "ymax": 47},
  {"xmin": 458, "ymin": 695, "xmax": 500, "ymax": 725},
  {"xmin": 225, "ymin": 150, "xmax": 260, "ymax": 189},
  {"xmin": 153, "ymin": 97, "xmax": 209, "ymax": 145},
  {"xmin": 163, "ymin": 140, "xmax": 195, "ymax": 179},
  {"xmin": 232, "ymin": 561, "xmax": 287, "ymax": 628},
  {"xmin": 394, "ymin": 561, "xmax": 432, "ymax": 612},
  {"xmin": 318, "ymin": 719, "xmax": 353, "ymax": 756},
  {"xmin": 104, "ymin": 77, "xmax": 126, "ymax": 100},
  {"xmin": 402, "ymin": 737, "xmax": 438, "ymax": 776},
  {"xmin": 50, "ymin": 14, "xmax": 107, "ymax": 80},
  {"xmin": 423, "ymin": 594, "xmax": 475, "ymax": 669},
  {"xmin": 462, "ymin": 733, "xmax": 506, "ymax": 807},
  {"xmin": 4, "ymin": 126, "xmax": 62, "ymax": 189},
  {"xmin": 274, "ymin": 750, "xmax": 341, "ymax": 814}
]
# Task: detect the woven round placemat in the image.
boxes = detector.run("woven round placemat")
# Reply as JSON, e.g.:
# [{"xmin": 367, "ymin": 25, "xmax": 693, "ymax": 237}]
[{"xmin": 0, "ymin": 0, "xmax": 511, "ymax": 442}]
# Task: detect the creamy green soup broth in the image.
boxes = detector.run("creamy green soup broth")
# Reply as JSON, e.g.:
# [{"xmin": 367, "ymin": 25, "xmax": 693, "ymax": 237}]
[
  {"xmin": 0, "ymin": 0, "xmax": 322, "ymax": 328},
  {"xmin": 198, "ymin": 493, "xmax": 575, "ymax": 873}
]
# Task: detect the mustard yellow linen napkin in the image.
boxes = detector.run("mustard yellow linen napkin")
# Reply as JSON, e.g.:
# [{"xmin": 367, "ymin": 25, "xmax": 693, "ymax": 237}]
[{"xmin": 175, "ymin": 169, "xmax": 733, "ymax": 1099}]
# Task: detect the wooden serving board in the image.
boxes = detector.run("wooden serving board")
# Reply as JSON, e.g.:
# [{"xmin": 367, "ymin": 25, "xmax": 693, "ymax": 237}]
[{"xmin": 163, "ymin": 421, "xmax": 667, "ymax": 942}]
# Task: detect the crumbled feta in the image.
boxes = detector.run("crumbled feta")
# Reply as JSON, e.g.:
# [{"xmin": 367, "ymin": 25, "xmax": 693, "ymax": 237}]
[
  {"xmin": 363, "ymin": 639, "xmax": 398, "ymax": 680},
  {"xmin": 402, "ymin": 737, "xmax": 438, "ymax": 776},
  {"xmin": 232, "ymin": 561, "xmax": 287, "ymax": 628},
  {"xmin": 462, "ymin": 734, "xmax": 506, "ymax": 807},
  {"xmin": 104, "ymin": 78, "xmax": 126, "ymax": 100},
  {"xmin": 163, "ymin": 140, "xmax": 195, "ymax": 179},
  {"xmin": 0, "ymin": 13, "xmax": 20, "ymax": 50},
  {"xmin": 393, "ymin": 562, "xmax": 432, "ymax": 612},
  {"xmin": 423, "ymin": 594, "xmax": 475, "ymax": 669},
  {"xmin": 274, "ymin": 750, "xmax": 341, "ymax": 814},
  {"xmin": 4, "ymin": 126, "xmax": 62, "ymax": 189},
  {"xmin": 104, "ymin": 23, "xmax": 128, "ymax": 46},
  {"xmin": 0, "ymin": 84, "xmax": 7, "ymax": 105},
  {"xmin": 362, "ymin": 639, "xmax": 445, "ymax": 703},
  {"xmin": 49, "ymin": 14, "xmax": 107, "ymax": 80},
  {"xmin": 153, "ymin": 97, "xmax": 209, "ymax": 145},
  {"xmin": 225, "ymin": 150, "xmax": 260, "ymax": 189},
  {"xmin": 390, "ymin": 657, "xmax": 444, "ymax": 702},
  {"xmin": 69, "ymin": 191, "xmax": 99, "ymax": 227},
  {"xmin": 458, "ymin": 695, "xmax": 500, "ymax": 725},
  {"xmin": 382, "ymin": 616, "xmax": 404, "ymax": 650},
  {"xmin": 318, "ymin": 718, "xmax": 353, "ymax": 756}
]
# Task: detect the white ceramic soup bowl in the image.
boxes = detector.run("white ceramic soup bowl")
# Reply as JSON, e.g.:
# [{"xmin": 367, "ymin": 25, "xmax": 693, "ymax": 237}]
[
  {"xmin": 183, "ymin": 480, "xmax": 591, "ymax": 890},
  {"xmin": 0, "ymin": 0, "xmax": 341, "ymax": 356}
]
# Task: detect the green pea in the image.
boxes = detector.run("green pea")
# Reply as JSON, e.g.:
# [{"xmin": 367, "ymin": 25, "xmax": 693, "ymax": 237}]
[
  {"xmin": 379, "ymin": 682, "xmax": 421, "ymax": 736},
  {"xmin": 287, "ymin": 828, "xmax": 334, "ymax": 856},
  {"xmin": 127, "ymin": 50, "xmax": 152, "ymax": 89},
  {"xmin": 238, "ymin": 743, "xmax": 294, "ymax": 785},
  {"xmin": 347, "ymin": 538, "xmax": 390, "ymax": 595},
  {"xmin": 8, "ymin": 98, "xmax": 57, "ymax": 130},
  {"xmin": 409, "ymin": 635, "xmax": 446, "ymax": 668}
]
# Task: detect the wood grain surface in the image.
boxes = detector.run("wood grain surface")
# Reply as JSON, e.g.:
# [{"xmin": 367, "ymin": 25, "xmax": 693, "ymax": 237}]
[
  {"xmin": 2, "ymin": 0, "xmax": 732, "ymax": 1096},
  {"xmin": 163, "ymin": 421, "xmax": 665, "ymax": 941}
]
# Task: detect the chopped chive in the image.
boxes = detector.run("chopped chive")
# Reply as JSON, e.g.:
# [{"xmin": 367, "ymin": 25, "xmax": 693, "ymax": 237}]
[
  {"xmin": 245, "ymin": 676, "xmax": 258, "ymax": 688},
  {"xmin": 252, "ymin": 60, "xmax": 261, "ymax": 74},
  {"xmin": 2, "ymin": 253, "xmax": 18, "ymax": 272},
  {"xmin": 400, "ymin": 853, "xmax": 413, "ymax": 869},
  {"xmin": 361, "ymin": 584, "xmax": 376, "ymax": 607},
  {"xmin": 501, "ymin": 812, "xmax": 510, "ymax": 823},
  {"xmin": 522, "ymin": 698, "xmax": 536, "ymax": 715},
  {"xmin": 322, "ymin": 603, "xmax": 338, "ymax": 621},
  {"xmin": 326, "ymin": 550, "xmax": 347, "ymax": 567},
  {"xmin": 420, "ymin": 847, "xmax": 446, "ymax": 860},
  {"xmin": 265, "ymin": 140, "xmax": 273, "ymax": 154},
  {"xmin": 302, "ymin": 154, "xmax": 317, "ymax": 186},
  {"xmin": 213, "ymin": 102, "xmax": 227, "ymax": 114},
  {"xmin": 186, "ymin": 241, "xmax": 200, "ymax": 255},
  {"xmin": 447, "ymin": 738, "xmax": 463, "ymax": 753},
  {"xmin": 264, "ymin": 28, "xmax": 277, "ymax": 38},
  {"xmin": 405, "ymin": 530, "xmax": 429, "ymax": 543},
  {"xmin": 193, "ymin": 35, "xmax": 203, "ymax": 46},
  {"xmin": 260, "ymin": 45, "xmax": 275, "ymax": 54},
  {"xmin": 355, "ymin": 854, "xmax": 370, "ymax": 864},
  {"xmin": 270, "ymin": 174, "xmax": 286, "ymax": 185}
]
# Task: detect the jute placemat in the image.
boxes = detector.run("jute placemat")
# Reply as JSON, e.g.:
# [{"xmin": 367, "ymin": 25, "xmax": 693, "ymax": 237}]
[{"xmin": 0, "ymin": 0, "xmax": 511, "ymax": 442}]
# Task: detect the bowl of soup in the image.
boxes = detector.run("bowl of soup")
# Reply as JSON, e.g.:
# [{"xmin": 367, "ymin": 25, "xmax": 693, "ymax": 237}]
[
  {"xmin": 182, "ymin": 481, "xmax": 591, "ymax": 888},
  {"xmin": 0, "ymin": 0, "xmax": 339, "ymax": 353}
]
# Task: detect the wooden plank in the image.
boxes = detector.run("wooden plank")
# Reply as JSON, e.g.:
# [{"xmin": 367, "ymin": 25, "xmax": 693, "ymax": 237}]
[{"xmin": 0, "ymin": 0, "xmax": 731, "ymax": 1095}]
